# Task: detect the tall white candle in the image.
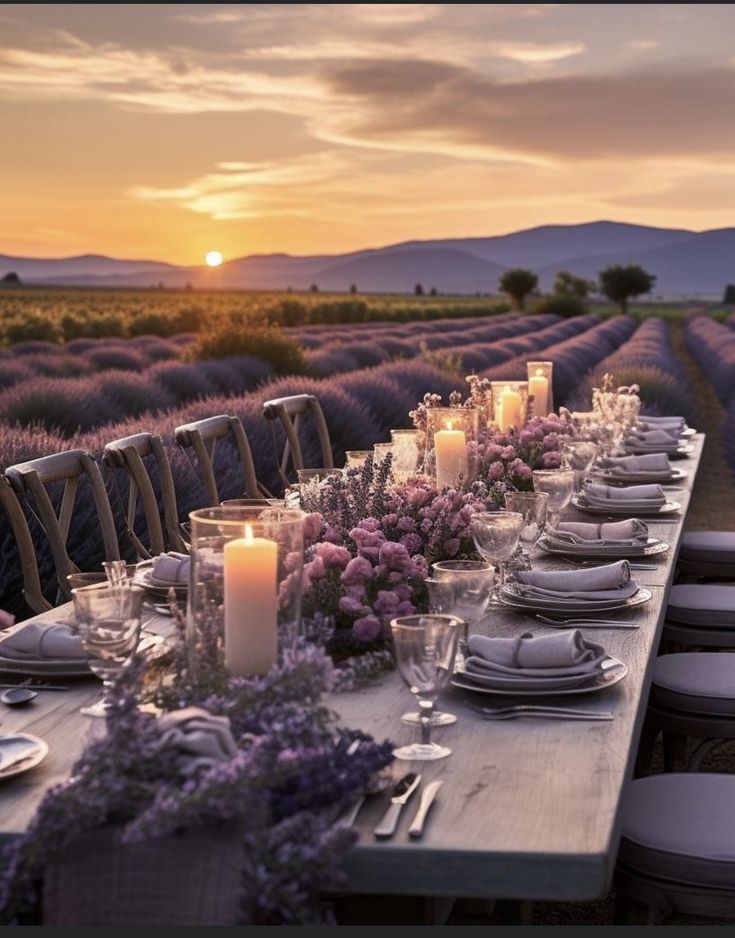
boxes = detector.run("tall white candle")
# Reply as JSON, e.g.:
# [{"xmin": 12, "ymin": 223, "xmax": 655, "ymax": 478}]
[
  {"xmin": 223, "ymin": 523, "xmax": 278, "ymax": 676},
  {"xmin": 500, "ymin": 385, "xmax": 522, "ymax": 432},
  {"xmin": 529, "ymin": 369, "xmax": 549, "ymax": 417},
  {"xmin": 434, "ymin": 424, "xmax": 468, "ymax": 488}
]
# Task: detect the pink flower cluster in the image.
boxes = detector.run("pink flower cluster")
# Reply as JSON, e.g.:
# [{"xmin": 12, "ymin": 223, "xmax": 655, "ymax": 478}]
[{"xmin": 475, "ymin": 414, "xmax": 574, "ymax": 488}]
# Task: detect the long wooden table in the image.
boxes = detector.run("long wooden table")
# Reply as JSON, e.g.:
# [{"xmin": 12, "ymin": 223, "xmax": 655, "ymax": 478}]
[{"xmin": 0, "ymin": 436, "xmax": 704, "ymax": 905}]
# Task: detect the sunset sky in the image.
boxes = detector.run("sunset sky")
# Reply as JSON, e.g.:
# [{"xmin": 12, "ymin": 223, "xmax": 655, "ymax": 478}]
[{"xmin": 2, "ymin": 3, "xmax": 735, "ymax": 264}]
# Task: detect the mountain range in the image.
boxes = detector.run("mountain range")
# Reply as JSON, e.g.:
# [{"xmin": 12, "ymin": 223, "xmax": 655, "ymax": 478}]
[{"xmin": 1, "ymin": 221, "xmax": 733, "ymax": 297}]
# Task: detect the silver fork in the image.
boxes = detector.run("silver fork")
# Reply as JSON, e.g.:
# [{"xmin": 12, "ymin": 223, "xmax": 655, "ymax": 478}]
[
  {"xmin": 559, "ymin": 557, "xmax": 657, "ymax": 570},
  {"xmin": 475, "ymin": 705, "xmax": 613, "ymax": 722},
  {"xmin": 534, "ymin": 614, "xmax": 639, "ymax": 630}
]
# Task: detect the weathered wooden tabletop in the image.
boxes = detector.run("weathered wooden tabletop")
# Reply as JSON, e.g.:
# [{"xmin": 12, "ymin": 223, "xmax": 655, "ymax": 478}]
[{"xmin": 0, "ymin": 436, "xmax": 704, "ymax": 903}]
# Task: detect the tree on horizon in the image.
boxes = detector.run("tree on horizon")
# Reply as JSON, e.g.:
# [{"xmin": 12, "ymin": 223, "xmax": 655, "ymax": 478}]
[
  {"xmin": 499, "ymin": 268, "xmax": 538, "ymax": 310},
  {"xmin": 598, "ymin": 264, "xmax": 656, "ymax": 314}
]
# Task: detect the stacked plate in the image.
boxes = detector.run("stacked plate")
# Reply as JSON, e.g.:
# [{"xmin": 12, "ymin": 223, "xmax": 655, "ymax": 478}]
[
  {"xmin": 538, "ymin": 532, "xmax": 669, "ymax": 560},
  {"xmin": 451, "ymin": 660, "xmax": 627, "ymax": 697},
  {"xmin": 133, "ymin": 558, "xmax": 189, "ymax": 600},
  {"xmin": 572, "ymin": 493, "xmax": 681, "ymax": 516},
  {"xmin": 497, "ymin": 581, "xmax": 653, "ymax": 615},
  {"xmin": 593, "ymin": 466, "xmax": 687, "ymax": 485}
]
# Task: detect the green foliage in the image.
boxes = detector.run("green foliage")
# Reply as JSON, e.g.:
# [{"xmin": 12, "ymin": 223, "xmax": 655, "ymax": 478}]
[
  {"xmin": 531, "ymin": 294, "xmax": 588, "ymax": 318},
  {"xmin": 498, "ymin": 268, "xmax": 538, "ymax": 310},
  {"xmin": 598, "ymin": 264, "xmax": 656, "ymax": 314},
  {"xmin": 187, "ymin": 315, "xmax": 308, "ymax": 375},
  {"xmin": 4, "ymin": 312, "xmax": 62, "ymax": 344},
  {"xmin": 419, "ymin": 340, "xmax": 462, "ymax": 374},
  {"xmin": 554, "ymin": 270, "xmax": 592, "ymax": 299}
]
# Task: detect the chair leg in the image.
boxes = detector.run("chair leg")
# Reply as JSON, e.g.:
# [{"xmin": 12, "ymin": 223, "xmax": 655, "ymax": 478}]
[
  {"xmin": 420, "ymin": 897, "xmax": 456, "ymax": 925},
  {"xmin": 663, "ymin": 732, "xmax": 687, "ymax": 771},
  {"xmin": 614, "ymin": 893, "xmax": 657, "ymax": 925}
]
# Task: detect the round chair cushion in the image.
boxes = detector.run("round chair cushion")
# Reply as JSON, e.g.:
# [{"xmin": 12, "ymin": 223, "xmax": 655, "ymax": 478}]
[
  {"xmin": 621, "ymin": 774, "xmax": 735, "ymax": 888},
  {"xmin": 680, "ymin": 532, "xmax": 735, "ymax": 567},
  {"xmin": 666, "ymin": 584, "xmax": 735, "ymax": 627},
  {"xmin": 652, "ymin": 653, "xmax": 735, "ymax": 716}
]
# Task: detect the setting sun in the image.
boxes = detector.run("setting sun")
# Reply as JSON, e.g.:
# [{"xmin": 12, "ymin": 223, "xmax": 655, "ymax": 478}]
[{"xmin": 205, "ymin": 250, "xmax": 223, "ymax": 268}]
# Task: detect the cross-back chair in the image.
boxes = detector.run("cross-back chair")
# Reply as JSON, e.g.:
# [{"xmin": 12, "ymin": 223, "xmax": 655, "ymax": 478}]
[
  {"xmin": 103, "ymin": 432, "xmax": 188, "ymax": 558},
  {"xmin": 5, "ymin": 449, "xmax": 120, "ymax": 606},
  {"xmin": 0, "ymin": 475, "xmax": 51, "ymax": 614},
  {"xmin": 261, "ymin": 394, "xmax": 333, "ymax": 487},
  {"xmin": 174, "ymin": 415, "xmax": 261, "ymax": 507}
]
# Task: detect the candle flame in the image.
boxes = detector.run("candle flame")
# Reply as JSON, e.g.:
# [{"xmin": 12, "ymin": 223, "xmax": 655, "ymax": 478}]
[
  {"xmin": 536, "ymin": 369, "xmax": 543, "ymax": 377},
  {"xmin": 447, "ymin": 420, "xmax": 454, "ymax": 431},
  {"xmin": 504, "ymin": 385, "xmax": 511, "ymax": 393},
  {"xmin": 244, "ymin": 523, "xmax": 254, "ymax": 543}
]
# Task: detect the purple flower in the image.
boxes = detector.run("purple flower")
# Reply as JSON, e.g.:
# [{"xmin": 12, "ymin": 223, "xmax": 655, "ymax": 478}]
[
  {"xmin": 442, "ymin": 538, "xmax": 461, "ymax": 557},
  {"xmin": 542, "ymin": 433, "xmax": 561, "ymax": 451},
  {"xmin": 315, "ymin": 542, "xmax": 351, "ymax": 568},
  {"xmin": 352, "ymin": 616, "xmax": 383, "ymax": 643},
  {"xmin": 488, "ymin": 461, "xmax": 505, "ymax": 481},
  {"xmin": 339, "ymin": 595, "xmax": 369, "ymax": 616},
  {"xmin": 302, "ymin": 513, "xmax": 324, "ymax": 545},
  {"xmin": 542, "ymin": 450, "xmax": 562, "ymax": 468},
  {"xmin": 340, "ymin": 556, "xmax": 374, "ymax": 587},
  {"xmin": 399, "ymin": 533, "xmax": 423, "ymax": 555}
]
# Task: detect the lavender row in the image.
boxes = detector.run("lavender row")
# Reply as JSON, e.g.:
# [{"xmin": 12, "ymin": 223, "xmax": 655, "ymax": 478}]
[
  {"xmin": 482, "ymin": 316, "xmax": 637, "ymax": 405},
  {"xmin": 685, "ymin": 316, "xmax": 735, "ymax": 405},
  {"xmin": 565, "ymin": 318, "xmax": 696, "ymax": 422}
]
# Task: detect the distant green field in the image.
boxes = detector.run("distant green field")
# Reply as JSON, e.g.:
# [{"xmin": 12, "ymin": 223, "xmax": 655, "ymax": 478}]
[{"xmin": 0, "ymin": 286, "xmax": 728, "ymax": 345}]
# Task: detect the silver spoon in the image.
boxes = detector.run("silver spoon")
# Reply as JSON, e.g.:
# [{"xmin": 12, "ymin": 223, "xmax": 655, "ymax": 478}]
[{"xmin": 1, "ymin": 687, "xmax": 38, "ymax": 707}]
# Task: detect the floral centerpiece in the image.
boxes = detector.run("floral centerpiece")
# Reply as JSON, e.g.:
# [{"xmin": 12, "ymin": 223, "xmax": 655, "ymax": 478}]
[{"xmin": 0, "ymin": 621, "xmax": 393, "ymax": 925}]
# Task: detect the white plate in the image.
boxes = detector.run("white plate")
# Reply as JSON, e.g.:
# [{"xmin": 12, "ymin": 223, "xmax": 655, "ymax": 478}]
[
  {"xmin": 498, "ymin": 584, "xmax": 652, "ymax": 614},
  {"xmin": 450, "ymin": 657, "xmax": 628, "ymax": 697},
  {"xmin": 537, "ymin": 535, "xmax": 670, "ymax": 559},
  {"xmin": 134, "ymin": 561, "xmax": 188, "ymax": 597},
  {"xmin": 593, "ymin": 467, "xmax": 688, "ymax": 485},
  {"xmin": 625, "ymin": 443, "xmax": 693, "ymax": 459},
  {"xmin": 0, "ymin": 733, "xmax": 49, "ymax": 780},
  {"xmin": 573, "ymin": 495, "xmax": 681, "ymax": 516},
  {"xmin": 0, "ymin": 655, "xmax": 91, "ymax": 677}
]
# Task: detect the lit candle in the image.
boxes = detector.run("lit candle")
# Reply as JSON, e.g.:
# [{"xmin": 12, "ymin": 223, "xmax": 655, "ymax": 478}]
[
  {"xmin": 529, "ymin": 368, "xmax": 549, "ymax": 418},
  {"xmin": 223, "ymin": 523, "xmax": 278, "ymax": 676},
  {"xmin": 434, "ymin": 421, "xmax": 468, "ymax": 488},
  {"xmin": 500, "ymin": 385, "xmax": 522, "ymax": 432}
]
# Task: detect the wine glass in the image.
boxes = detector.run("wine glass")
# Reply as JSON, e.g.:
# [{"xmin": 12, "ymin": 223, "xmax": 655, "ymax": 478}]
[
  {"xmin": 532, "ymin": 468, "xmax": 575, "ymax": 528},
  {"xmin": 390, "ymin": 615, "xmax": 459, "ymax": 762},
  {"xmin": 561, "ymin": 440, "xmax": 598, "ymax": 492},
  {"xmin": 71, "ymin": 584, "xmax": 144, "ymax": 718},
  {"xmin": 428, "ymin": 560, "xmax": 494, "ymax": 667},
  {"xmin": 469, "ymin": 511, "xmax": 524, "ymax": 602},
  {"xmin": 503, "ymin": 491, "xmax": 548, "ymax": 555}
]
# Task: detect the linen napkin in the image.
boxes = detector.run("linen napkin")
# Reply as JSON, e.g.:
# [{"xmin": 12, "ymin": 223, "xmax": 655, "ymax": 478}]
[
  {"xmin": 636, "ymin": 416, "xmax": 685, "ymax": 430},
  {"xmin": 546, "ymin": 519, "xmax": 649, "ymax": 547},
  {"xmin": 626, "ymin": 429, "xmax": 682, "ymax": 451},
  {"xmin": 157, "ymin": 706, "xmax": 239, "ymax": 776},
  {"xmin": 512, "ymin": 559, "xmax": 638, "ymax": 601},
  {"xmin": 584, "ymin": 482, "xmax": 666, "ymax": 510},
  {"xmin": 464, "ymin": 630, "xmax": 606, "ymax": 680},
  {"xmin": 150, "ymin": 551, "xmax": 191, "ymax": 585},
  {"xmin": 596, "ymin": 453, "xmax": 672, "ymax": 476},
  {"xmin": 0, "ymin": 621, "xmax": 85, "ymax": 661}
]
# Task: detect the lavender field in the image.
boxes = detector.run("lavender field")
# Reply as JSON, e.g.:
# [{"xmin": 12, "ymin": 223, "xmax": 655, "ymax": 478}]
[{"xmin": 0, "ymin": 306, "xmax": 730, "ymax": 615}]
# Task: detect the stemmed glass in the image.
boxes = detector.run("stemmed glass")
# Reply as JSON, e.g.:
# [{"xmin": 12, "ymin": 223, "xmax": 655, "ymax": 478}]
[
  {"xmin": 532, "ymin": 468, "xmax": 575, "ymax": 528},
  {"xmin": 390, "ymin": 615, "xmax": 459, "ymax": 762},
  {"xmin": 469, "ymin": 511, "xmax": 524, "ymax": 602},
  {"xmin": 503, "ymin": 491, "xmax": 548, "ymax": 556},
  {"xmin": 561, "ymin": 440, "xmax": 598, "ymax": 492},
  {"xmin": 71, "ymin": 584, "xmax": 144, "ymax": 718},
  {"xmin": 427, "ymin": 560, "xmax": 494, "ymax": 682}
]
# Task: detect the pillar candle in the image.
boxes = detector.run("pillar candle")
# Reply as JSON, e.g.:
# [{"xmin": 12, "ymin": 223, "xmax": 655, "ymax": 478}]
[
  {"xmin": 500, "ymin": 386, "xmax": 522, "ymax": 432},
  {"xmin": 434, "ymin": 425, "xmax": 468, "ymax": 488},
  {"xmin": 223, "ymin": 524, "xmax": 278, "ymax": 676},
  {"xmin": 529, "ymin": 369, "xmax": 549, "ymax": 418}
]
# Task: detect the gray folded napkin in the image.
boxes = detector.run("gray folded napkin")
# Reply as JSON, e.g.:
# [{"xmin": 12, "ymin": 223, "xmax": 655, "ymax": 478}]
[
  {"xmin": 636, "ymin": 416, "xmax": 685, "ymax": 429},
  {"xmin": 547, "ymin": 519, "xmax": 649, "ymax": 546},
  {"xmin": 630, "ymin": 427, "xmax": 681, "ymax": 442},
  {"xmin": 151, "ymin": 552, "xmax": 191, "ymax": 585},
  {"xmin": 584, "ymin": 482, "xmax": 666, "ymax": 509},
  {"xmin": 157, "ymin": 706, "xmax": 239, "ymax": 776},
  {"xmin": 512, "ymin": 559, "xmax": 637, "ymax": 601},
  {"xmin": 0, "ymin": 621, "xmax": 85, "ymax": 661},
  {"xmin": 465, "ymin": 630, "xmax": 606, "ymax": 679},
  {"xmin": 597, "ymin": 453, "xmax": 672, "ymax": 475}
]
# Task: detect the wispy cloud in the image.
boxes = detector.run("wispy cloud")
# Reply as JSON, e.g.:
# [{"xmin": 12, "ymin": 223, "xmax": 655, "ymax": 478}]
[{"xmin": 487, "ymin": 40, "xmax": 585, "ymax": 64}]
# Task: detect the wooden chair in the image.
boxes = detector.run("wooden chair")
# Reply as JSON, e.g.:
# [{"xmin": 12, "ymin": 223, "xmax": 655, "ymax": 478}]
[
  {"xmin": 261, "ymin": 394, "xmax": 333, "ymax": 487},
  {"xmin": 174, "ymin": 415, "xmax": 261, "ymax": 507},
  {"xmin": 103, "ymin": 432, "xmax": 188, "ymax": 558},
  {"xmin": 0, "ymin": 475, "xmax": 51, "ymax": 614},
  {"xmin": 5, "ymin": 449, "xmax": 120, "ymax": 605}
]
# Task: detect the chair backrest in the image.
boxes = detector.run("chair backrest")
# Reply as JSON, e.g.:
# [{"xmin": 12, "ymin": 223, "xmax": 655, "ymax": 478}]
[
  {"xmin": 103, "ymin": 432, "xmax": 187, "ymax": 558},
  {"xmin": 0, "ymin": 475, "xmax": 51, "ymax": 614},
  {"xmin": 174, "ymin": 415, "xmax": 260, "ymax": 507},
  {"xmin": 261, "ymin": 394, "xmax": 333, "ymax": 485},
  {"xmin": 5, "ymin": 449, "xmax": 120, "ymax": 604}
]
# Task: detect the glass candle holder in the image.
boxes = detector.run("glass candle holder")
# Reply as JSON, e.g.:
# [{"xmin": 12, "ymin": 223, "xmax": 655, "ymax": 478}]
[
  {"xmin": 425, "ymin": 407, "xmax": 478, "ymax": 490},
  {"xmin": 390, "ymin": 429, "xmax": 420, "ymax": 483},
  {"xmin": 345, "ymin": 450, "xmax": 373, "ymax": 471},
  {"xmin": 373, "ymin": 442, "xmax": 394, "ymax": 467},
  {"xmin": 491, "ymin": 381, "xmax": 529, "ymax": 433},
  {"xmin": 187, "ymin": 506, "xmax": 305, "ymax": 678},
  {"xmin": 526, "ymin": 361, "xmax": 554, "ymax": 418}
]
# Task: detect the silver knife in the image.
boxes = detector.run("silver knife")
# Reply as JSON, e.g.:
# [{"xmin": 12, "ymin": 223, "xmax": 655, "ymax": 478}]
[
  {"xmin": 408, "ymin": 780, "xmax": 443, "ymax": 839},
  {"xmin": 374, "ymin": 772, "xmax": 421, "ymax": 839}
]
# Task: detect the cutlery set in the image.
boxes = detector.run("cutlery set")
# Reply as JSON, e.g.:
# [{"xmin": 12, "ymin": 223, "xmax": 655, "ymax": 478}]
[
  {"xmin": 340, "ymin": 772, "xmax": 443, "ymax": 840},
  {"xmin": 474, "ymin": 704, "xmax": 613, "ymax": 722},
  {"xmin": 533, "ymin": 614, "xmax": 639, "ymax": 630},
  {"xmin": 559, "ymin": 558, "xmax": 657, "ymax": 571}
]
